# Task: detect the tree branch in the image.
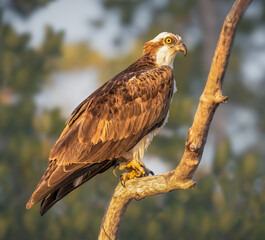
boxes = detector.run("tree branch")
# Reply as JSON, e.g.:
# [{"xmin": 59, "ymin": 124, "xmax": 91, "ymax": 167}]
[{"xmin": 98, "ymin": 0, "xmax": 253, "ymax": 239}]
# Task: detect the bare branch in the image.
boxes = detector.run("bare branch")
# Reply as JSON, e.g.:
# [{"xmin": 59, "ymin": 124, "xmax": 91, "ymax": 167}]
[{"xmin": 98, "ymin": 0, "xmax": 253, "ymax": 239}]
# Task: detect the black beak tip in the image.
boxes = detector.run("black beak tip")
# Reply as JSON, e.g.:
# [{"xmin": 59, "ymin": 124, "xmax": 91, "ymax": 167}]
[{"xmin": 182, "ymin": 43, "xmax": 187, "ymax": 57}]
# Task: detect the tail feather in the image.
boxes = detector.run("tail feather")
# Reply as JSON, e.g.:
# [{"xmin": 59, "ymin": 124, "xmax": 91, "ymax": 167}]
[{"xmin": 40, "ymin": 160, "xmax": 116, "ymax": 215}]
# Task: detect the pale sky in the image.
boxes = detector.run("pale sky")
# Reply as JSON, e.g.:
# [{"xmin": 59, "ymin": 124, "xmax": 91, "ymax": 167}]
[{"xmin": 3, "ymin": 0, "xmax": 167, "ymax": 57}]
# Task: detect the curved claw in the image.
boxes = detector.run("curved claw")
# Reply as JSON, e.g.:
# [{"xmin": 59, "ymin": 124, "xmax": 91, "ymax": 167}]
[
  {"xmin": 134, "ymin": 197, "xmax": 144, "ymax": 201},
  {"xmin": 119, "ymin": 174, "xmax": 126, "ymax": 187},
  {"xmin": 149, "ymin": 170, "xmax": 155, "ymax": 176}
]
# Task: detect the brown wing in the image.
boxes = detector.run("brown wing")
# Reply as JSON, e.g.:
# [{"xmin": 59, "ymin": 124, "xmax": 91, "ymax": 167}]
[{"xmin": 26, "ymin": 65, "xmax": 174, "ymax": 213}]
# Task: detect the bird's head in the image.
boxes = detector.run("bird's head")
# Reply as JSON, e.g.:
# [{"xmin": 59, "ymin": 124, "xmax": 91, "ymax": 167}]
[{"xmin": 143, "ymin": 32, "xmax": 187, "ymax": 68}]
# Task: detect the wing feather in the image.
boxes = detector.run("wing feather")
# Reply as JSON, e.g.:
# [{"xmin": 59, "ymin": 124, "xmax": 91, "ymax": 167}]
[{"xmin": 27, "ymin": 65, "xmax": 174, "ymax": 210}]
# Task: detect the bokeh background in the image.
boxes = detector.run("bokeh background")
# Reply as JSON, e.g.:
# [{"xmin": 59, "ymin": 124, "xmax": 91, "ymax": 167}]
[{"xmin": 0, "ymin": 0, "xmax": 265, "ymax": 239}]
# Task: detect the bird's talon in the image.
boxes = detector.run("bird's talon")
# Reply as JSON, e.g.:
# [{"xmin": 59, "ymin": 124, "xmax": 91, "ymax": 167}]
[
  {"xmin": 120, "ymin": 175, "xmax": 126, "ymax": 187},
  {"xmin": 134, "ymin": 197, "xmax": 142, "ymax": 201}
]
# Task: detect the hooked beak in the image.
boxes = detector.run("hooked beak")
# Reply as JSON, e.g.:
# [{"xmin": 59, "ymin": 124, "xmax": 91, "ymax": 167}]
[{"xmin": 178, "ymin": 42, "xmax": 187, "ymax": 57}]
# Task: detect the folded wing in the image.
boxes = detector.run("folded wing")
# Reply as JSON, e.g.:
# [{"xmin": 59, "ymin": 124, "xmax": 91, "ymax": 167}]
[{"xmin": 26, "ymin": 65, "xmax": 174, "ymax": 214}]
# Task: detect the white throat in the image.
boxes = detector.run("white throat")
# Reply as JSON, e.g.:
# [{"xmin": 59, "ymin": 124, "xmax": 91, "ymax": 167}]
[{"xmin": 155, "ymin": 45, "xmax": 176, "ymax": 69}]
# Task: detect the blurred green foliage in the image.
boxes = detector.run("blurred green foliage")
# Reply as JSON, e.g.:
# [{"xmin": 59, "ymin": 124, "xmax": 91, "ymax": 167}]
[
  {"xmin": 0, "ymin": 8, "xmax": 66, "ymax": 239},
  {"xmin": 0, "ymin": 0, "xmax": 265, "ymax": 240}
]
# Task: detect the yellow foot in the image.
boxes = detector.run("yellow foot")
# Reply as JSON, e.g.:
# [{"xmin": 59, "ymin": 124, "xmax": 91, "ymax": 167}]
[
  {"xmin": 119, "ymin": 158, "xmax": 154, "ymax": 187},
  {"xmin": 120, "ymin": 170, "xmax": 141, "ymax": 187},
  {"xmin": 119, "ymin": 158, "xmax": 146, "ymax": 175}
]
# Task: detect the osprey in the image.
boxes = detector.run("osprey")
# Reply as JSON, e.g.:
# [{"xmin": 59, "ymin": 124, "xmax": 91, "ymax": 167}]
[{"xmin": 26, "ymin": 32, "xmax": 187, "ymax": 215}]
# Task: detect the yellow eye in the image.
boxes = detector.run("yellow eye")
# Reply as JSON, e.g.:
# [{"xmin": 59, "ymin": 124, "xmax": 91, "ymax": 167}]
[{"xmin": 165, "ymin": 37, "xmax": 172, "ymax": 44}]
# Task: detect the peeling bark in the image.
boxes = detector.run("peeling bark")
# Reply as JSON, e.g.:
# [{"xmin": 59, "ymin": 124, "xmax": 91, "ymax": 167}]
[{"xmin": 98, "ymin": 0, "xmax": 253, "ymax": 239}]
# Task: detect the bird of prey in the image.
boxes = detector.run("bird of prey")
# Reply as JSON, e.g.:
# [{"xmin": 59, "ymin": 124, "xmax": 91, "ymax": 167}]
[{"xmin": 26, "ymin": 32, "xmax": 187, "ymax": 215}]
